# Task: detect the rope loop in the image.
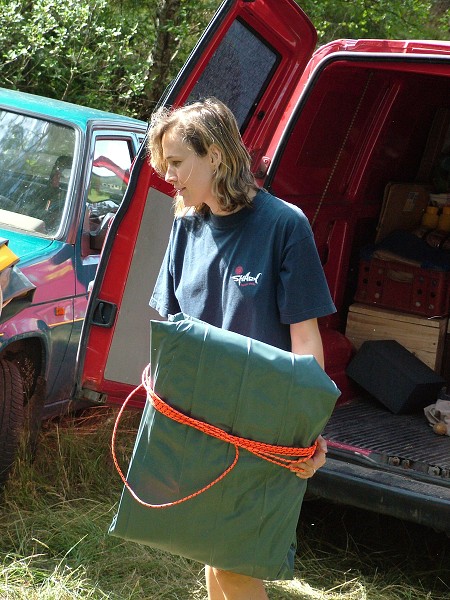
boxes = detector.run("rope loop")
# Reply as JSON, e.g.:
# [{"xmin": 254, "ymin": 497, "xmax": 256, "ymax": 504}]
[{"xmin": 111, "ymin": 364, "xmax": 317, "ymax": 509}]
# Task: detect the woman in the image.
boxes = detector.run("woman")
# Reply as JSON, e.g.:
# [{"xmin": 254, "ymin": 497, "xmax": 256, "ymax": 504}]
[{"xmin": 148, "ymin": 98, "xmax": 335, "ymax": 600}]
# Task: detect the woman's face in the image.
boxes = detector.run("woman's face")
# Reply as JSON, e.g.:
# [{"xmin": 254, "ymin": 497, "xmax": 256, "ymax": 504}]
[{"xmin": 162, "ymin": 128, "xmax": 221, "ymax": 213}]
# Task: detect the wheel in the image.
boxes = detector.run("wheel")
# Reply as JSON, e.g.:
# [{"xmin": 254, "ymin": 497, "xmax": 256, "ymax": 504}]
[{"xmin": 0, "ymin": 358, "xmax": 24, "ymax": 489}]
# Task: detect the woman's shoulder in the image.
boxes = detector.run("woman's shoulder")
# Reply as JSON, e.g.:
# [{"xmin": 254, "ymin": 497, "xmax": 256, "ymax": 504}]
[{"xmin": 254, "ymin": 189, "xmax": 310, "ymax": 227}]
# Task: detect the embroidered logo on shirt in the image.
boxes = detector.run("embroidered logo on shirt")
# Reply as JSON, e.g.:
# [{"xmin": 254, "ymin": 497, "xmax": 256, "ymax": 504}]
[{"xmin": 231, "ymin": 265, "xmax": 262, "ymax": 286}]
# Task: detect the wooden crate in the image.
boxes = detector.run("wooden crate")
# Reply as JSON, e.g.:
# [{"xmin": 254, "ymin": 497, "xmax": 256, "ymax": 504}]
[{"xmin": 345, "ymin": 303, "xmax": 448, "ymax": 373}]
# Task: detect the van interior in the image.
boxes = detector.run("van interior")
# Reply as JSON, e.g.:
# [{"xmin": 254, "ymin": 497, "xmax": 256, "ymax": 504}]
[{"xmin": 268, "ymin": 56, "xmax": 450, "ymax": 481}]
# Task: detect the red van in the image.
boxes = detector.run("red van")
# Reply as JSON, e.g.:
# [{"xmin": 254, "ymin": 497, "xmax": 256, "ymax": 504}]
[{"xmin": 76, "ymin": 0, "xmax": 450, "ymax": 534}]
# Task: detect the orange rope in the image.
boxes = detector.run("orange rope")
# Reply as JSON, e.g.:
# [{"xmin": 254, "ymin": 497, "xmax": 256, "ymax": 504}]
[{"xmin": 112, "ymin": 364, "xmax": 317, "ymax": 509}]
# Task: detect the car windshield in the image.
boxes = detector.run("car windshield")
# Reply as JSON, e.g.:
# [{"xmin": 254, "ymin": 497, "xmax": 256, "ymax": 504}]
[{"xmin": 0, "ymin": 109, "xmax": 76, "ymax": 237}]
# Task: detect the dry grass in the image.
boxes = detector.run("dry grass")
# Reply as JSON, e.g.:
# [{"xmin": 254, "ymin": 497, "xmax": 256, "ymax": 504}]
[{"xmin": 0, "ymin": 406, "xmax": 448, "ymax": 599}]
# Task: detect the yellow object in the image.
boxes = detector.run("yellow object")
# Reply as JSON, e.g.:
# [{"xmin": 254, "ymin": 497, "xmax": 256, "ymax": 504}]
[
  {"xmin": 433, "ymin": 422, "xmax": 448, "ymax": 435},
  {"xmin": 0, "ymin": 244, "xmax": 19, "ymax": 272},
  {"xmin": 421, "ymin": 205, "xmax": 439, "ymax": 229},
  {"xmin": 438, "ymin": 205, "xmax": 450, "ymax": 232}
]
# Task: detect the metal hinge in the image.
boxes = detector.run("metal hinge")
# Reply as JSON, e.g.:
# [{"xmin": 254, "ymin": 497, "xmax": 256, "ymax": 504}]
[{"xmin": 78, "ymin": 388, "xmax": 108, "ymax": 405}]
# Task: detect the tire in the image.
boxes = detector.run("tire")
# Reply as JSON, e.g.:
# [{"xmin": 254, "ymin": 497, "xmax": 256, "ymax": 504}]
[{"xmin": 0, "ymin": 358, "xmax": 24, "ymax": 489}]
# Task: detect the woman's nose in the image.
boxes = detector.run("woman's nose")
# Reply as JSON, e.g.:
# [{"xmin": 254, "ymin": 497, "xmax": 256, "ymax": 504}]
[{"xmin": 165, "ymin": 166, "xmax": 176, "ymax": 183}]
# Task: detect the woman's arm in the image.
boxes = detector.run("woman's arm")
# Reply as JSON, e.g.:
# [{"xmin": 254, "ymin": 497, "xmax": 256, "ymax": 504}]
[
  {"xmin": 290, "ymin": 318, "xmax": 324, "ymax": 369},
  {"xmin": 289, "ymin": 318, "xmax": 327, "ymax": 479}
]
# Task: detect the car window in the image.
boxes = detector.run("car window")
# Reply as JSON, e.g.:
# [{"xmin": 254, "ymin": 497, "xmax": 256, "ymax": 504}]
[
  {"xmin": 187, "ymin": 19, "xmax": 279, "ymax": 130},
  {"xmin": 0, "ymin": 109, "xmax": 76, "ymax": 236},
  {"xmin": 83, "ymin": 137, "xmax": 134, "ymax": 255}
]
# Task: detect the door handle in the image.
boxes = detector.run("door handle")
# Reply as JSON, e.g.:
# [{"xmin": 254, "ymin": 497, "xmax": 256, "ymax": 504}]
[{"xmin": 90, "ymin": 299, "xmax": 117, "ymax": 327}]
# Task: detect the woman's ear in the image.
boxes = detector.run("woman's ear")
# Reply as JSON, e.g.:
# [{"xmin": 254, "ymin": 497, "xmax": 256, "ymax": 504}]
[{"xmin": 209, "ymin": 144, "xmax": 222, "ymax": 169}]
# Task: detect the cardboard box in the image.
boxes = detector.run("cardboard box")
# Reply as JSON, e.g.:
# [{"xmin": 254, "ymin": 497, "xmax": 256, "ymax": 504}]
[
  {"xmin": 345, "ymin": 303, "xmax": 448, "ymax": 372},
  {"xmin": 375, "ymin": 183, "xmax": 430, "ymax": 243},
  {"xmin": 346, "ymin": 339, "xmax": 445, "ymax": 414}
]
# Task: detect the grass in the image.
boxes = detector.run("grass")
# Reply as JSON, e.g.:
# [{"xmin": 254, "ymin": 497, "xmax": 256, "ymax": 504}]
[{"xmin": 0, "ymin": 406, "xmax": 449, "ymax": 599}]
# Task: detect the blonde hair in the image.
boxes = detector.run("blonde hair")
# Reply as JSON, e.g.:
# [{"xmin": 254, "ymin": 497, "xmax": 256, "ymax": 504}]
[{"xmin": 147, "ymin": 98, "xmax": 258, "ymax": 216}]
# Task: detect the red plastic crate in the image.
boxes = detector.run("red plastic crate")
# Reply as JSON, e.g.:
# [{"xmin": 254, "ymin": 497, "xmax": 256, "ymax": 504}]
[{"xmin": 354, "ymin": 258, "xmax": 450, "ymax": 317}]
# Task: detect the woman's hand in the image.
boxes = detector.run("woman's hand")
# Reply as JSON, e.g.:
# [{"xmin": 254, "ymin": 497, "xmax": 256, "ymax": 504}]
[
  {"xmin": 290, "ymin": 435, "xmax": 327, "ymax": 479},
  {"xmin": 289, "ymin": 319, "xmax": 328, "ymax": 479}
]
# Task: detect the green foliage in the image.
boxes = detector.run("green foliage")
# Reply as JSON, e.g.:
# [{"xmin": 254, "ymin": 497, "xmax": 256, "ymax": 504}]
[
  {"xmin": 0, "ymin": 0, "xmax": 149, "ymax": 115},
  {"xmin": 297, "ymin": 0, "xmax": 449, "ymax": 43},
  {"xmin": 0, "ymin": 0, "xmax": 448, "ymax": 119},
  {"xmin": 0, "ymin": 0, "xmax": 219, "ymax": 119}
]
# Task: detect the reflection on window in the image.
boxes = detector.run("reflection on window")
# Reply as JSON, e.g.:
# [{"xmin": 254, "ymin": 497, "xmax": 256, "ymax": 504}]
[
  {"xmin": 88, "ymin": 139, "xmax": 132, "ymax": 204},
  {"xmin": 0, "ymin": 110, "xmax": 75, "ymax": 236},
  {"xmin": 84, "ymin": 138, "xmax": 133, "ymax": 254},
  {"xmin": 188, "ymin": 20, "xmax": 279, "ymax": 129}
]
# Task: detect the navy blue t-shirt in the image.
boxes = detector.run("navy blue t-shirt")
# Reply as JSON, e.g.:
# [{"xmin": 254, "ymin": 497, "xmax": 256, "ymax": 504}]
[{"xmin": 150, "ymin": 189, "xmax": 335, "ymax": 351}]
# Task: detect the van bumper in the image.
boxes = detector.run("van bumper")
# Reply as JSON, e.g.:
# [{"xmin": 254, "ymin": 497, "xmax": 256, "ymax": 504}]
[{"xmin": 307, "ymin": 456, "xmax": 450, "ymax": 535}]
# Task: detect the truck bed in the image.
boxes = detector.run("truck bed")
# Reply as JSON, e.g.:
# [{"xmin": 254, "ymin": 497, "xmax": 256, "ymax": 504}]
[{"xmin": 323, "ymin": 396, "xmax": 450, "ymax": 480}]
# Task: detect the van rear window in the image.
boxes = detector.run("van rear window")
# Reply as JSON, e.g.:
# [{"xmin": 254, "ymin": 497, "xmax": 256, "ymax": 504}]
[{"xmin": 188, "ymin": 19, "xmax": 279, "ymax": 130}]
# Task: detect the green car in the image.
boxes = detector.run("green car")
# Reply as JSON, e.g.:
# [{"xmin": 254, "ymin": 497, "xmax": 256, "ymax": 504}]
[{"xmin": 0, "ymin": 86, "xmax": 147, "ymax": 486}]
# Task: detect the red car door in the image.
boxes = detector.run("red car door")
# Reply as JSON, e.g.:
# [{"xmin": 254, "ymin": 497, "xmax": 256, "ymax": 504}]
[{"xmin": 76, "ymin": 0, "xmax": 317, "ymax": 407}]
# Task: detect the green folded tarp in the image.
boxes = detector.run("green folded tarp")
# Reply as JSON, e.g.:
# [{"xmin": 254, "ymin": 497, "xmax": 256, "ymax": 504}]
[{"xmin": 109, "ymin": 313, "xmax": 340, "ymax": 580}]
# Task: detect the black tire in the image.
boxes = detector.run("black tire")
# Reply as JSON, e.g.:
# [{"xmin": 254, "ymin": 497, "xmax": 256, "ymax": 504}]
[{"xmin": 0, "ymin": 358, "xmax": 24, "ymax": 489}]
